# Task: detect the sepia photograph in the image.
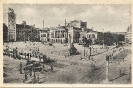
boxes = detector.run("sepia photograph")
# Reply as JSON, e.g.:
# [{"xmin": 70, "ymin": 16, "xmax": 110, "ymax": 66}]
[{"xmin": 3, "ymin": 4, "xmax": 132, "ymax": 84}]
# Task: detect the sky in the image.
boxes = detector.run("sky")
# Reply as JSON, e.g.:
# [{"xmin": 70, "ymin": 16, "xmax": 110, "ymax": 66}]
[{"xmin": 3, "ymin": 4, "xmax": 131, "ymax": 32}]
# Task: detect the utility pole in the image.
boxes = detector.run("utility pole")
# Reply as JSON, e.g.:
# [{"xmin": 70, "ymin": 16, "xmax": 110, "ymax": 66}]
[
  {"xmin": 84, "ymin": 44, "xmax": 85, "ymax": 56},
  {"xmin": 69, "ymin": 34, "xmax": 71, "ymax": 47},
  {"xmin": 106, "ymin": 55, "xmax": 109, "ymax": 83},
  {"xmin": 90, "ymin": 47, "xmax": 91, "ymax": 56},
  {"xmin": 69, "ymin": 34, "xmax": 71, "ymax": 55}
]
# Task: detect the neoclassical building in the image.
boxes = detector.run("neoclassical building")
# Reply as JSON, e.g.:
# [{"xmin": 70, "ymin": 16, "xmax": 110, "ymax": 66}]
[
  {"xmin": 49, "ymin": 20, "xmax": 87, "ymax": 44},
  {"xmin": 49, "ymin": 26, "xmax": 68, "ymax": 43},
  {"xmin": 39, "ymin": 28, "xmax": 50, "ymax": 43}
]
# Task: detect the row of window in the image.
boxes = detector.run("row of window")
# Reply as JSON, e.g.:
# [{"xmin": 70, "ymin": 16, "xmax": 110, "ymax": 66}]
[
  {"xmin": 41, "ymin": 34, "xmax": 46, "ymax": 37},
  {"xmin": 86, "ymin": 34, "xmax": 96, "ymax": 38}
]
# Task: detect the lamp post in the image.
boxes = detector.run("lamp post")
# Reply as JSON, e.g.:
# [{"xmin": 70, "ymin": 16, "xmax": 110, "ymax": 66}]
[
  {"xmin": 105, "ymin": 55, "xmax": 110, "ymax": 83},
  {"xmin": 84, "ymin": 43, "xmax": 85, "ymax": 56},
  {"xmin": 90, "ymin": 46, "xmax": 92, "ymax": 56}
]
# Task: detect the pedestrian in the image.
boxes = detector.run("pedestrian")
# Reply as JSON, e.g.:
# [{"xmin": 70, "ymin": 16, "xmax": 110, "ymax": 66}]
[
  {"xmin": 30, "ymin": 69, "xmax": 32, "ymax": 77},
  {"xmin": 24, "ymin": 73, "xmax": 28, "ymax": 82},
  {"xmin": 37, "ymin": 74, "xmax": 39, "ymax": 83},
  {"xmin": 51, "ymin": 64, "xmax": 53, "ymax": 72},
  {"xmin": 13, "ymin": 48, "xmax": 15, "ymax": 58},
  {"xmin": 42, "ymin": 64, "xmax": 45, "ymax": 73},
  {"xmin": 119, "ymin": 69, "xmax": 122, "ymax": 76},
  {"xmin": 33, "ymin": 71, "xmax": 36, "ymax": 83}
]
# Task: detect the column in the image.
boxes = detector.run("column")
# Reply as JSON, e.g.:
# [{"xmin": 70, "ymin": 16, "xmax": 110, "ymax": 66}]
[{"xmin": 64, "ymin": 31, "xmax": 65, "ymax": 38}]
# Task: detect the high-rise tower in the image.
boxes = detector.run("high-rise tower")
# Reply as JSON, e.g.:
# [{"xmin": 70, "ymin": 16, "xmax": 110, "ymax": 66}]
[{"xmin": 7, "ymin": 7, "xmax": 16, "ymax": 41}]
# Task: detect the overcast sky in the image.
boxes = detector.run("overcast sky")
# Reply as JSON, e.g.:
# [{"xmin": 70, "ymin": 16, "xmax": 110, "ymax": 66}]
[{"xmin": 3, "ymin": 4, "xmax": 131, "ymax": 32}]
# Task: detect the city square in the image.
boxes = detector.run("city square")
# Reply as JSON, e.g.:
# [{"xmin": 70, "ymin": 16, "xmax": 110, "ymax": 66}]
[{"xmin": 3, "ymin": 4, "xmax": 132, "ymax": 84}]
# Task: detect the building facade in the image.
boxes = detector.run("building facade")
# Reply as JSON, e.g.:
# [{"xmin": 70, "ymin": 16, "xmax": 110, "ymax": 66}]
[
  {"xmin": 67, "ymin": 20, "xmax": 87, "ymax": 43},
  {"xmin": 49, "ymin": 26, "xmax": 68, "ymax": 43},
  {"xmin": 68, "ymin": 26, "xmax": 81, "ymax": 43},
  {"xmin": 4, "ymin": 7, "xmax": 17, "ymax": 42},
  {"xmin": 79, "ymin": 28, "xmax": 97, "ymax": 44},
  {"xmin": 125, "ymin": 25, "xmax": 132, "ymax": 44},
  {"xmin": 39, "ymin": 28, "xmax": 49, "ymax": 43},
  {"xmin": 16, "ymin": 22, "xmax": 39, "ymax": 42},
  {"xmin": 67, "ymin": 20, "xmax": 87, "ymax": 29}
]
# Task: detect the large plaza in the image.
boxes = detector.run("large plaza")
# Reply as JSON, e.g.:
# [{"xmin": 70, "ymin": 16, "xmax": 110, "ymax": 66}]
[{"xmin": 3, "ymin": 42, "xmax": 131, "ymax": 84}]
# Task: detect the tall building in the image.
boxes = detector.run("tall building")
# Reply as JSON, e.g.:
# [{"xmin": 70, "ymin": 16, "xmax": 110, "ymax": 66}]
[
  {"xmin": 4, "ymin": 7, "xmax": 16, "ymax": 42},
  {"xmin": 125, "ymin": 25, "xmax": 132, "ymax": 44},
  {"xmin": 67, "ymin": 20, "xmax": 87, "ymax": 43},
  {"xmin": 68, "ymin": 26, "xmax": 81, "ymax": 43}
]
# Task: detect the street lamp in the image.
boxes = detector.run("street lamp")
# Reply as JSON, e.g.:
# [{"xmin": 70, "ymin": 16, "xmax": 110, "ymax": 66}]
[
  {"xmin": 90, "ymin": 46, "xmax": 92, "ymax": 56},
  {"xmin": 84, "ymin": 43, "xmax": 85, "ymax": 56}
]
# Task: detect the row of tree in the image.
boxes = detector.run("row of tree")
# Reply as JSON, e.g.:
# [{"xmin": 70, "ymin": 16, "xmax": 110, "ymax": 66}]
[{"xmin": 82, "ymin": 32, "xmax": 125, "ymax": 47}]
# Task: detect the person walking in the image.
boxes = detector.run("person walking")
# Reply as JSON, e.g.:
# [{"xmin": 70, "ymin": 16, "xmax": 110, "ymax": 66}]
[
  {"xmin": 42, "ymin": 64, "xmax": 45, "ymax": 73},
  {"xmin": 23, "ymin": 73, "xmax": 28, "ymax": 83},
  {"xmin": 51, "ymin": 64, "xmax": 53, "ymax": 72},
  {"xmin": 37, "ymin": 74, "xmax": 39, "ymax": 83}
]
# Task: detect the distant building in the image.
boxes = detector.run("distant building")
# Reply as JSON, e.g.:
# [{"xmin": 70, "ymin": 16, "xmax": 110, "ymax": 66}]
[
  {"xmin": 3, "ymin": 7, "xmax": 16, "ymax": 42},
  {"xmin": 67, "ymin": 20, "xmax": 87, "ymax": 43},
  {"xmin": 67, "ymin": 20, "xmax": 87, "ymax": 29},
  {"xmin": 125, "ymin": 25, "xmax": 132, "ymax": 44},
  {"xmin": 111, "ymin": 32, "xmax": 126, "ymax": 35},
  {"xmin": 39, "ymin": 28, "xmax": 49, "ymax": 43},
  {"xmin": 68, "ymin": 26, "xmax": 81, "ymax": 43},
  {"xmin": 79, "ymin": 28, "xmax": 97, "ymax": 44},
  {"xmin": 49, "ymin": 26, "xmax": 68, "ymax": 43},
  {"xmin": 16, "ymin": 21, "xmax": 39, "ymax": 41}
]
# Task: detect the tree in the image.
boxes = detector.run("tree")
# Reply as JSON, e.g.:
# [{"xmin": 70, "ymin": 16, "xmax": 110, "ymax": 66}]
[
  {"xmin": 118, "ymin": 34, "xmax": 125, "ymax": 41},
  {"xmin": 82, "ymin": 36, "xmax": 87, "ymax": 46},
  {"xmin": 86, "ymin": 39, "xmax": 92, "ymax": 47},
  {"xmin": 104, "ymin": 32, "xmax": 115, "ymax": 46},
  {"xmin": 82, "ymin": 36, "xmax": 92, "ymax": 47},
  {"xmin": 95, "ymin": 39, "xmax": 103, "ymax": 45}
]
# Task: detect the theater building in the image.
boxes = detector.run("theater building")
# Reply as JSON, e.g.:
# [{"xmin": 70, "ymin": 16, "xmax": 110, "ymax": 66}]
[
  {"xmin": 49, "ymin": 26, "xmax": 68, "ymax": 43},
  {"xmin": 67, "ymin": 20, "xmax": 87, "ymax": 43}
]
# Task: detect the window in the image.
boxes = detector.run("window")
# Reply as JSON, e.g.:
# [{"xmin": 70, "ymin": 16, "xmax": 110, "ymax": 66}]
[
  {"xmin": 92, "ymin": 34, "xmax": 95, "ymax": 38},
  {"xmin": 89, "ymin": 34, "xmax": 91, "ymax": 38}
]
